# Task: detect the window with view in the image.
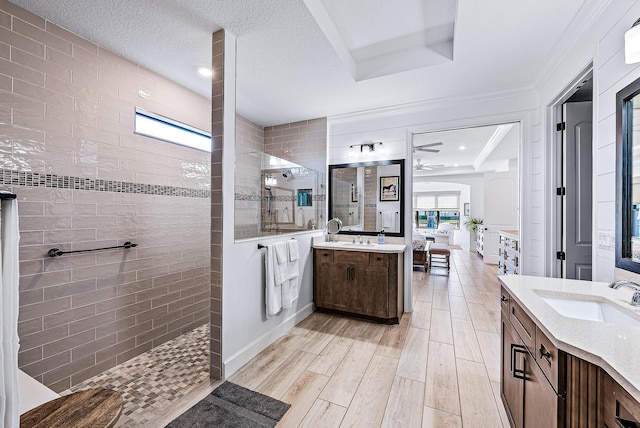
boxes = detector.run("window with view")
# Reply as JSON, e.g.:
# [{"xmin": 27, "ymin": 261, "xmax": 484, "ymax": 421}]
[{"xmin": 414, "ymin": 192, "xmax": 461, "ymax": 229}]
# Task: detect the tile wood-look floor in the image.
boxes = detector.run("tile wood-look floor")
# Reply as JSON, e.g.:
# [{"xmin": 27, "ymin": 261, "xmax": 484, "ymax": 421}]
[
  {"xmin": 229, "ymin": 249, "xmax": 509, "ymax": 427},
  {"xmin": 71, "ymin": 249, "xmax": 508, "ymax": 427}
]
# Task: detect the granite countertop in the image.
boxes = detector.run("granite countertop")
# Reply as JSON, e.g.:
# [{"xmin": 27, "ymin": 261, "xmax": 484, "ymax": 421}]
[
  {"xmin": 499, "ymin": 275, "xmax": 640, "ymax": 401},
  {"xmin": 312, "ymin": 238, "xmax": 406, "ymax": 254}
]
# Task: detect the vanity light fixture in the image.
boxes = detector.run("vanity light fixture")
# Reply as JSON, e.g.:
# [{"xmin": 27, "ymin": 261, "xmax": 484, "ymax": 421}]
[
  {"xmin": 349, "ymin": 142, "xmax": 384, "ymax": 154},
  {"xmin": 625, "ymin": 18, "xmax": 640, "ymax": 64}
]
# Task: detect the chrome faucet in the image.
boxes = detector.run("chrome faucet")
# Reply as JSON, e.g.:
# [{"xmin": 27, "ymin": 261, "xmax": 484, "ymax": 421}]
[
  {"xmin": 358, "ymin": 235, "xmax": 363, "ymax": 244},
  {"xmin": 608, "ymin": 280, "xmax": 640, "ymax": 306}
]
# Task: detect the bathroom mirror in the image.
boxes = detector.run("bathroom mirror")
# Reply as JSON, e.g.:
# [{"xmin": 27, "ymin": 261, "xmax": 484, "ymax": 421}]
[
  {"xmin": 234, "ymin": 144, "xmax": 323, "ymax": 240},
  {"xmin": 328, "ymin": 159, "xmax": 405, "ymax": 237},
  {"xmin": 616, "ymin": 76, "xmax": 640, "ymax": 273}
]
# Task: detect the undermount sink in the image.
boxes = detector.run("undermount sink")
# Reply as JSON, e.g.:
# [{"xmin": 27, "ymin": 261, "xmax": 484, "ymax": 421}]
[{"xmin": 538, "ymin": 295, "xmax": 640, "ymax": 327}]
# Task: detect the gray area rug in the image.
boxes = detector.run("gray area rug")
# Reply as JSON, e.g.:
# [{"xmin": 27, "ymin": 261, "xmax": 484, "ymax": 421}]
[{"xmin": 167, "ymin": 381, "xmax": 290, "ymax": 427}]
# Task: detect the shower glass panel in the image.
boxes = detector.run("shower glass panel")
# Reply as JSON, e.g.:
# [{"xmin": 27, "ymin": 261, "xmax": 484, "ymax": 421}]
[{"xmin": 234, "ymin": 144, "xmax": 324, "ymax": 240}]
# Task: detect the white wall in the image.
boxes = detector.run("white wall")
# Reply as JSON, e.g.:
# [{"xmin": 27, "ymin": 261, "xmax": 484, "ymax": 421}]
[{"xmin": 536, "ymin": 0, "xmax": 640, "ymax": 282}]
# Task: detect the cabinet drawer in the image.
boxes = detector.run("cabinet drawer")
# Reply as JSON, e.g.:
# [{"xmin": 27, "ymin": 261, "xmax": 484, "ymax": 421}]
[
  {"xmin": 500, "ymin": 286, "xmax": 510, "ymax": 317},
  {"xmin": 315, "ymin": 249, "xmax": 333, "ymax": 263},
  {"xmin": 334, "ymin": 250, "xmax": 369, "ymax": 265},
  {"xmin": 369, "ymin": 252, "xmax": 389, "ymax": 266},
  {"xmin": 510, "ymin": 299, "xmax": 536, "ymax": 351},
  {"xmin": 535, "ymin": 326, "xmax": 560, "ymax": 391}
]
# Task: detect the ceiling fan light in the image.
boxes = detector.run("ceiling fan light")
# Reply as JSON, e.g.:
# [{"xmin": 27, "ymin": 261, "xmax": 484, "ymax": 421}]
[{"xmin": 625, "ymin": 18, "xmax": 640, "ymax": 64}]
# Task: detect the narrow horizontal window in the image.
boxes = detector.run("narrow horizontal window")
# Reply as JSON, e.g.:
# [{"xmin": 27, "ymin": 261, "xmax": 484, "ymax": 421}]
[{"xmin": 134, "ymin": 108, "xmax": 211, "ymax": 152}]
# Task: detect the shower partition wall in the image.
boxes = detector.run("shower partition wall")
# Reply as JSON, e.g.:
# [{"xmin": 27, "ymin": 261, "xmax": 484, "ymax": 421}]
[{"xmin": 234, "ymin": 144, "xmax": 324, "ymax": 240}]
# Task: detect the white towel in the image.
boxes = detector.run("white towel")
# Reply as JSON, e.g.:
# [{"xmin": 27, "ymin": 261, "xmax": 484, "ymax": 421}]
[
  {"xmin": 283, "ymin": 240, "xmax": 299, "ymax": 308},
  {"xmin": 383, "ymin": 212, "xmax": 394, "ymax": 229},
  {"xmin": 1, "ymin": 197, "xmax": 20, "ymax": 427},
  {"xmin": 288, "ymin": 240, "xmax": 299, "ymax": 262},
  {"xmin": 265, "ymin": 244, "xmax": 282, "ymax": 318},
  {"xmin": 273, "ymin": 241, "xmax": 289, "ymax": 287}
]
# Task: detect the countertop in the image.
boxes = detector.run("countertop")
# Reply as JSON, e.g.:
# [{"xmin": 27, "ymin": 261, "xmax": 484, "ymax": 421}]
[
  {"xmin": 499, "ymin": 275, "xmax": 640, "ymax": 401},
  {"xmin": 312, "ymin": 238, "xmax": 406, "ymax": 253},
  {"xmin": 498, "ymin": 229, "xmax": 519, "ymax": 240}
]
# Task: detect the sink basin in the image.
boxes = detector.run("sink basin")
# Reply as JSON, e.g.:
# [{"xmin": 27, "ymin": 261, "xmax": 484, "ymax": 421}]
[{"xmin": 538, "ymin": 295, "xmax": 640, "ymax": 327}]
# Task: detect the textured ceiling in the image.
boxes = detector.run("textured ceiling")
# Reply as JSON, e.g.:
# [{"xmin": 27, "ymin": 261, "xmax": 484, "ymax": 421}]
[{"xmin": 10, "ymin": 0, "xmax": 589, "ymax": 126}]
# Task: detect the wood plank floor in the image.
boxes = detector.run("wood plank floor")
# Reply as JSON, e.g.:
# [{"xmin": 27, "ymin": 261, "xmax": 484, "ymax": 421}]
[{"xmin": 229, "ymin": 249, "xmax": 508, "ymax": 427}]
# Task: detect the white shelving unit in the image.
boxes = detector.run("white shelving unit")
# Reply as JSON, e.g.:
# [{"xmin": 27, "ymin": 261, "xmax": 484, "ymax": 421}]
[
  {"xmin": 498, "ymin": 229, "xmax": 519, "ymax": 275},
  {"xmin": 476, "ymin": 227, "xmax": 484, "ymax": 256}
]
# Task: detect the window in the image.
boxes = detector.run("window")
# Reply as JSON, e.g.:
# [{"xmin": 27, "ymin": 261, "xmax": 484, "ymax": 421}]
[
  {"xmin": 134, "ymin": 108, "xmax": 211, "ymax": 152},
  {"xmin": 414, "ymin": 192, "xmax": 461, "ymax": 229}
]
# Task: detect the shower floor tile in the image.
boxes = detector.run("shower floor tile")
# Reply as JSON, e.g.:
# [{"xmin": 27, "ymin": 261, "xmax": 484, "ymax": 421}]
[{"xmin": 64, "ymin": 324, "xmax": 212, "ymax": 427}]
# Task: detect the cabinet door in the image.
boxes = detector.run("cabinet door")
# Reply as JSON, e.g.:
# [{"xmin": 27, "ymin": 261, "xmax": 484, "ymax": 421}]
[
  {"xmin": 353, "ymin": 265, "xmax": 389, "ymax": 318},
  {"xmin": 502, "ymin": 317, "xmax": 524, "ymax": 428},
  {"xmin": 603, "ymin": 372, "xmax": 640, "ymax": 427},
  {"xmin": 316, "ymin": 263, "xmax": 354, "ymax": 312},
  {"xmin": 523, "ymin": 350, "xmax": 558, "ymax": 428}
]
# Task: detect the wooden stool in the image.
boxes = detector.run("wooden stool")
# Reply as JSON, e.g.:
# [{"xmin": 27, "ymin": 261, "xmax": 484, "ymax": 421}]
[
  {"xmin": 21, "ymin": 388, "xmax": 123, "ymax": 428},
  {"xmin": 427, "ymin": 243, "xmax": 450, "ymax": 271}
]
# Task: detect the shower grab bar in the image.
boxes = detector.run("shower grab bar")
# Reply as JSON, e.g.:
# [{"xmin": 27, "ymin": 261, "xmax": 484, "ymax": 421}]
[
  {"xmin": 0, "ymin": 191, "xmax": 17, "ymax": 200},
  {"xmin": 48, "ymin": 241, "xmax": 138, "ymax": 257},
  {"xmin": 257, "ymin": 238, "xmax": 296, "ymax": 249}
]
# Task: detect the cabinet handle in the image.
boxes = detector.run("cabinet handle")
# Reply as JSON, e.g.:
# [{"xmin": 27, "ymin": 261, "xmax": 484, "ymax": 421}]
[
  {"xmin": 501, "ymin": 295, "xmax": 508, "ymax": 303},
  {"xmin": 510, "ymin": 344, "xmax": 527, "ymax": 380},
  {"xmin": 539, "ymin": 344, "xmax": 552, "ymax": 364}
]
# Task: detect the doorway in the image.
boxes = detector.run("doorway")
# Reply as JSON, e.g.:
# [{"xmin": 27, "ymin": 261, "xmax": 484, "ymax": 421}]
[
  {"xmin": 411, "ymin": 122, "xmax": 521, "ymax": 268},
  {"xmin": 550, "ymin": 68, "xmax": 593, "ymax": 280}
]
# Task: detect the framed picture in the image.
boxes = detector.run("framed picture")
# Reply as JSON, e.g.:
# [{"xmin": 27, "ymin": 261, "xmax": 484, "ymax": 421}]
[
  {"xmin": 351, "ymin": 184, "xmax": 358, "ymax": 202},
  {"xmin": 380, "ymin": 176, "xmax": 399, "ymax": 201},
  {"xmin": 464, "ymin": 203, "xmax": 470, "ymax": 216}
]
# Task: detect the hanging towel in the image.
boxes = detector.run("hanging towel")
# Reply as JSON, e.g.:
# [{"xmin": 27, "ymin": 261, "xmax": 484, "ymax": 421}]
[
  {"xmin": 1, "ymin": 197, "xmax": 20, "ymax": 428},
  {"xmin": 273, "ymin": 241, "xmax": 289, "ymax": 287},
  {"xmin": 283, "ymin": 240, "xmax": 299, "ymax": 308},
  {"xmin": 265, "ymin": 244, "xmax": 282, "ymax": 318},
  {"xmin": 383, "ymin": 212, "xmax": 394, "ymax": 229}
]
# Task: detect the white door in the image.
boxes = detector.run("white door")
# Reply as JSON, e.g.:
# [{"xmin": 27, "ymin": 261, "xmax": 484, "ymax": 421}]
[
  {"xmin": 562, "ymin": 101, "xmax": 593, "ymax": 280},
  {"xmin": 483, "ymin": 171, "xmax": 518, "ymax": 264}
]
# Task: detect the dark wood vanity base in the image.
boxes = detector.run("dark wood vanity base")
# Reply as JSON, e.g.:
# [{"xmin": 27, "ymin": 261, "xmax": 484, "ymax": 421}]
[
  {"xmin": 500, "ymin": 286, "xmax": 640, "ymax": 427},
  {"xmin": 313, "ymin": 248, "xmax": 404, "ymax": 324}
]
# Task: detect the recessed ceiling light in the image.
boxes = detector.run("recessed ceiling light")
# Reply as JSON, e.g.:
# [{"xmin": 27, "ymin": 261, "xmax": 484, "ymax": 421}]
[
  {"xmin": 459, "ymin": 145, "xmax": 466, "ymax": 150},
  {"xmin": 453, "ymin": 163, "xmax": 459, "ymax": 167},
  {"xmin": 197, "ymin": 67, "xmax": 213, "ymax": 77}
]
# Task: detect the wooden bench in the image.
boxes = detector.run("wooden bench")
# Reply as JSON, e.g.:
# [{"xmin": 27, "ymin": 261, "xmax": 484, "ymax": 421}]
[
  {"xmin": 21, "ymin": 388, "xmax": 123, "ymax": 428},
  {"xmin": 427, "ymin": 242, "xmax": 450, "ymax": 271}
]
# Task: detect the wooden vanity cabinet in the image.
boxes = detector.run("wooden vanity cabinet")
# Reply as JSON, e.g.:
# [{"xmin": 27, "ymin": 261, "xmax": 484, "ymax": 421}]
[
  {"xmin": 501, "ymin": 309, "xmax": 563, "ymax": 428},
  {"xmin": 313, "ymin": 248, "xmax": 403, "ymax": 323},
  {"xmin": 602, "ymin": 371, "xmax": 640, "ymax": 428},
  {"xmin": 501, "ymin": 287, "xmax": 640, "ymax": 428}
]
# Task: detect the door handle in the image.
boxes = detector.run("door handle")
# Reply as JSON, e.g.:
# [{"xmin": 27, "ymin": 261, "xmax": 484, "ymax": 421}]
[{"xmin": 510, "ymin": 343, "xmax": 527, "ymax": 380}]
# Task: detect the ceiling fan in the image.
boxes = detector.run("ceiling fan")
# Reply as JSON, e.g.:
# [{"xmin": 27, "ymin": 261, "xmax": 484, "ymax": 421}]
[
  {"xmin": 413, "ymin": 142, "xmax": 443, "ymax": 153},
  {"xmin": 414, "ymin": 159, "xmax": 445, "ymax": 171}
]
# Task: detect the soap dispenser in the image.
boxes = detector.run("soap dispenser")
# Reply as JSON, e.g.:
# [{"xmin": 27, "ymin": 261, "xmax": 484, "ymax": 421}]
[{"xmin": 377, "ymin": 230, "xmax": 385, "ymax": 244}]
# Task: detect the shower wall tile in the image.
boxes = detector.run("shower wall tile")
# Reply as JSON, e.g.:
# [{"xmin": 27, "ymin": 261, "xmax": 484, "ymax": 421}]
[{"xmin": 1, "ymin": 2, "xmax": 210, "ymax": 392}]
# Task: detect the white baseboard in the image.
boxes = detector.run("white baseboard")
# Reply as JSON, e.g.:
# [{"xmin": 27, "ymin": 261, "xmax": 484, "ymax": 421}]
[{"xmin": 222, "ymin": 303, "xmax": 314, "ymax": 377}]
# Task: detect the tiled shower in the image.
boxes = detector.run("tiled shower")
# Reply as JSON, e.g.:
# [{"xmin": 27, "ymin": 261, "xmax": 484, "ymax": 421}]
[{"xmin": 0, "ymin": 2, "xmax": 211, "ymax": 392}]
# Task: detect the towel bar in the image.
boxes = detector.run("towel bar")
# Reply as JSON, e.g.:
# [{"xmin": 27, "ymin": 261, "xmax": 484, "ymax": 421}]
[
  {"xmin": 48, "ymin": 241, "xmax": 138, "ymax": 257},
  {"xmin": 258, "ymin": 238, "xmax": 296, "ymax": 249}
]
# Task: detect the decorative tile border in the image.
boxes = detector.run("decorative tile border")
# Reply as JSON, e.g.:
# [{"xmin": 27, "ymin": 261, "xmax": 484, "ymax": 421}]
[
  {"xmin": 0, "ymin": 169, "xmax": 210, "ymax": 198},
  {"xmin": 234, "ymin": 192, "xmax": 325, "ymax": 202}
]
